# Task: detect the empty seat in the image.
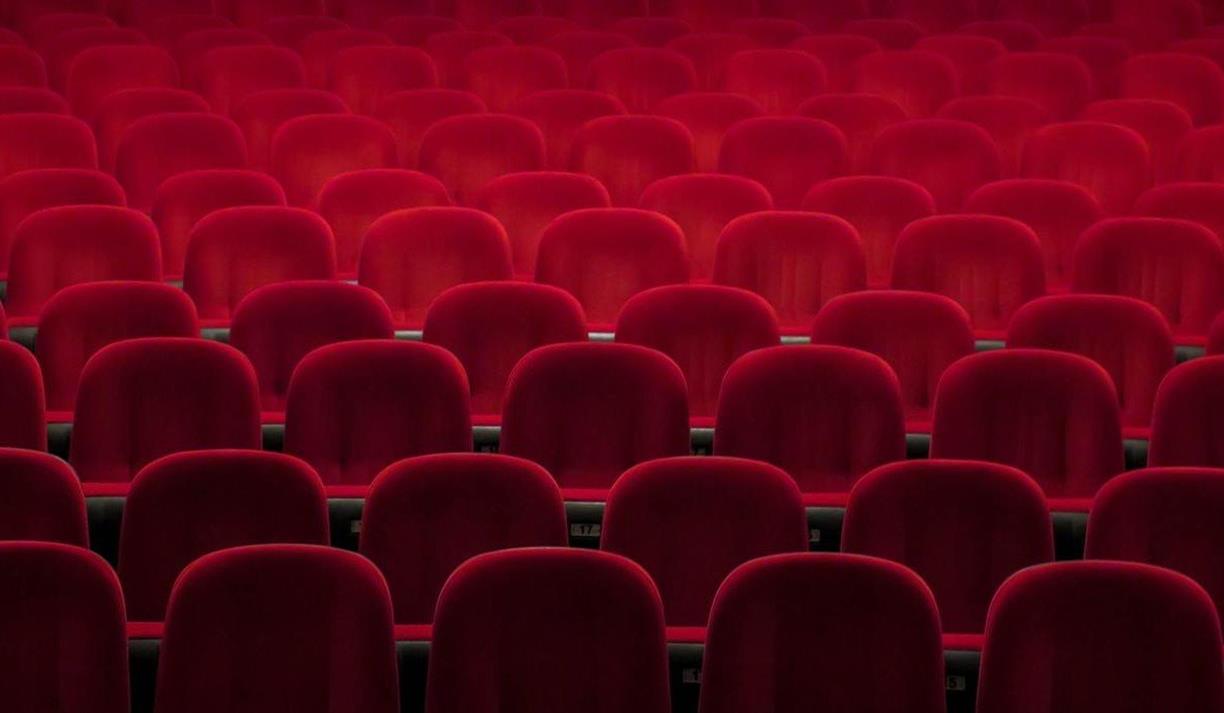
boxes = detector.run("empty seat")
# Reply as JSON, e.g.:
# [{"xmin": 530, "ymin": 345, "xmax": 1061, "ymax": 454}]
[
  {"xmin": 423, "ymin": 282, "xmax": 586, "ymax": 420},
  {"xmin": 713, "ymin": 211, "xmax": 865, "ymax": 332},
  {"xmin": 721, "ymin": 49, "xmax": 825, "ymax": 114},
  {"xmin": 1041, "ymin": 35, "xmax": 1131, "ymax": 97},
  {"xmin": 361, "ymin": 453, "xmax": 568, "ymax": 625},
  {"xmin": 914, "ymin": 34, "xmax": 1006, "ymax": 95},
  {"xmin": 334, "ymin": 1, "xmax": 433, "ymax": 27},
  {"xmin": 144, "ymin": 13, "xmax": 234, "ymax": 44},
  {"xmin": 426, "ymin": 548, "xmax": 669, "ymax": 713},
  {"xmin": 587, "ymin": 47, "xmax": 697, "ymax": 112},
  {"xmin": 936, "ymin": 97, "xmax": 1049, "ymax": 176},
  {"xmin": 893, "ymin": 0, "xmax": 977, "ymax": 30},
  {"xmin": 810, "ymin": 291, "xmax": 974, "ymax": 431},
  {"xmin": 299, "ymin": 29, "xmax": 391, "ymax": 88},
  {"xmin": 1080, "ymin": 99, "xmax": 1193, "ymax": 183},
  {"xmin": 174, "ymin": 28, "xmax": 269, "ymax": 86},
  {"xmin": 802, "ymin": 176, "xmax": 935, "ymax": 287},
  {"xmin": 844, "ymin": 460, "xmax": 1052, "ymax": 639},
  {"xmin": 37, "ymin": 282, "xmax": 198, "ymax": 415},
  {"xmin": 1122, "ymin": 52, "xmax": 1224, "ymax": 127},
  {"xmin": 155, "ymin": 545, "xmax": 398, "ymax": 713},
  {"xmin": 115, "ymin": 113, "xmax": 247, "ymax": 212},
  {"xmin": 91, "ymin": 87, "xmax": 208, "ymax": 172},
  {"xmin": 725, "ymin": 17, "xmax": 807, "ymax": 47},
  {"xmin": 357, "ymin": 207, "xmax": 513, "ymax": 329},
  {"xmin": 996, "ymin": 0, "xmax": 1088, "ymax": 35},
  {"xmin": 0, "ymin": 342, "xmax": 46, "ymax": 451},
  {"xmin": 960, "ymin": 19, "xmax": 1045, "ymax": 51},
  {"xmin": 930, "ymin": 349, "xmax": 1124, "ymax": 509},
  {"xmin": 570, "ymin": 115, "xmax": 695, "ymax": 207},
  {"xmin": 976, "ymin": 562, "xmax": 1224, "ymax": 713},
  {"xmin": 607, "ymin": 17, "xmax": 693, "ymax": 47},
  {"xmin": 424, "ymin": 30, "xmax": 512, "ymax": 88},
  {"xmin": 0, "ymin": 542, "xmax": 128, "ymax": 713},
  {"xmin": 853, "ymin": 50, "xmax": 958, "ymax": 117},
  {"xmin": 0, "ymin": 113, "xmax": 96, "ymax": 178},
  {"xmin": 472, "ymin": 171, "xmax": 610, "ymax": 276},
  {"xmin": 316, "ymin": 169, "xmax": 449, "ymax": 277},
  {"xmin": 451, "ymin": 0, "xmax": 537, "ymax": 28},
  {"xmin": 329, "ymin": 45, "xmax": 436, "ymax": 115},
  {"xmin": 284, "ymin": 341, "xmax": 472, "ymax": 491},
  {"xmin": 1008, "ymin": 295, "xmax": 1173, "ymax": 438},
  {"xmin": 5, "ymin": 206, "xmax": 161, "ymax": 324},
  {"xmin": 965, "ymin": 179, "xmax": 1104, "ymax": 289},
  {"xmin": 667, "ymin": 32, "xmax": 757, "ymax": 90},
  {"xmin": 1021, "ymin": 122, "xmax": 1151, "ymax": 214},
  {"xmin": 70, "ymin": 338, "xmax": 261, "ymax": 490},
  {"xmin": 791, "ymin": 35, "xmax": 882, "ymax": 92},
  {"xmin": 719, "ymin": 117, "xmax": 848, "ymax": 209},
  {"xmin": 119, "ymin": 450, "xmax": 329, "ymax": 621},
  {"xmin": 151, "ymin": 169, "xmax": 287, "ymax": 279},
  {"xmin": 842, "ymin": 19, "xmax": 925, "ymax": 49},
  {"xmin": 543, "ymin": 31, "xmax": 634, "ymax": 86},
  {"xmin": 492, "ymin": 16, "xmax": 579, "ymax": 44},
  {"xmin": 1135, "ymin": 182, "xmax": 1224, "ymax": 239},
  {"xmin": 500, "ymin": 342, "xmax": 689, "ymax": 497},
  {"xmin": 655, "ymin": 92, "xmax": 762, "ymax": 173},
  {"xmin": 46, "ymin": 28, "xmax": 147, "ymax": 90},
  {"xmin": 230, "ymin": 282, "xmax": 394, "ymax": 413},
  {"xmin": 193, "ymin": 45, "xmax": 305, "ymax": 114},
  {"xmin": 65, "ymin": 45, "xmax": 179, "ymax": 119},
  {"xmin": 0, "ymin": 449, "xmax": 86, "ymax": 544},
  {"xmin": 1149, "ymin": 357, "xmax": 1224, "ymax": 467},
  {"xmin": 715, "ymin": 346, "xmax": 906, "ymax": 505},
  {"xmin": 797, "ymin": 94, "xmax": 907, "ymax": 174},
  {"xmin": 418, "ymin": 113, "xmax": 545, "ymax": 205},
  {"xmin": 640, "ymin": 173, "xmax": 772, "ymax": 280},
  {"xmin": 602, "ymin": 457, "xmax": 807, "ymax": 627},
  {"xmin": 0, "ymin": 168, "xmax": 125, "ymax": 280},
  {"xmin": 510, "ymin": 89, "xmax": 625, "ymax": 171},
  {"xmin": 462, "ymin": 46, "xmax": 566, "ymax": 113},
  {"xmin": 0, "ymin": 46, "xmax": 46, "ymax": 89},
  {"xmin": 540, "ymin": 0, "xmax": 646, "ymax": 25},
  {"xmin": 225, "ymin": 0, "xmax": 327, "ymax": 26},
  {"xmin": 0, "ymin": 87, "xmax": 68, "ymax": 114},
  {"xmin": 534, "ymin": 208, "xmax": 689, "ymax": 329},
  {"xmin": 1072, "ymin": 218, "xmax": 1224, "ymax": 344},
  {"xmin": 616, "ymin": 285, "xmax": 780, "ymax": 421},
  {"xmin": 26, "ymin": 13, "xmax": 115, "ymax": 51},
  {"xmin": 183, "ymin": 206, "xmax": 337, "ymax": 325},
  {"xmin": 377, "ymin": 89, "xmax": 485, "ymax": 169},
  {"xmin": 868, "ymin": 119, "xmax": 1002, "ymax": 212},
  {"xmin": 987, "ymin": 52, "xmax": 1094, "ymax": 120},
  {"xmin": 1173, "ymin": 126, "xmax": 1224, "ymax": 183},
  {"xmin": 232, "ymin": 88, "xmax": 349, "ymax": 171},
  {"xmin": 699, "ymin": 554, "xmax": 944, "ymax": 713},
  {"xmin": 271, "ymin": 114, "xmax": 397, "ymax": 207}
]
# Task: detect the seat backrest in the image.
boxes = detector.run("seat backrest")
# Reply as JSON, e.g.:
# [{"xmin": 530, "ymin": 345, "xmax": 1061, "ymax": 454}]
[
  {"xmin": 986, "ymin": 51, "xmax": 1095, "ymax": 119},
  {"xmin": 360, "ymin": 453, "xmax": 568, "ymax": 624},
  {"xmin": 0, "ymin": 341, "xmax": 46, "ymax": 451},
  {"xmin": 155, "ymin": 545, "xmax": 398, "ymax": 713},
  {"xmin": 426, "ymin": 548, "xmax": 670, "ymax": 713},
  {"xmin": 719, "ymin": 116, "xmax": 849, "ymax": 209},
  {"xmin": 1149, "ymin": 356, "xmax": 1224, "ymax": 467},
  {"xmin": 853, "ymin": 50, "xmax": 959, "ymax": 117},
  {"xmin": 915, "ymin": 34, "xmax": 1006, "ymax": 95},
  {"xmin": 1040, "ymin": 35, "xmax": 1131, "ymax": 96},
  {"xmin": 656, "ymin": 91, "xmax": 763, "ymax": 173},
  {"xmin": 1135, "ymin": 182, "xmax": 1224, "ymax": 241},
  {"xmin": 462, "ymin": 45, "xmax": 566, "ymax": 112},
  {"xmin": 270, "ymin": 114, "xmax": 397, "ymax": 207},
  {"xmin": 587, "ymin": 47, "xmax": 697, "ymax": 113},
  {"xmin": 418, "ymin": 113, "xmax": 545, "ymax": 205},
  {"xmin": 667, "ymin": 32, "xmax": 757, "ymax": 90},
  {"xmin": 1083, "ymin": 99, "xmax": 1195, "ymax": 181},
  {"xmin": 791, "ymin": 34, "xmax": 882, "ymax": 92},
  {"xmin": 424, "ymin": 29, "xmax": 513, "ymax": 88},
  {"xmin": 1021, "ymin": 121, "xmax": 1151, "ymax": 214},
  {"xmin": 66, "ymin": 44, "xmax": 179, "ymax": 119},
  {"xmin": 510, "ymin": 89, "xmax": 626, "ymax": 171},
  {"xmin": 797, "ymin": 93, "xmax": 907, "ymax": 173},
  {"xmin": 0, "ymin": 113, "xmax": 97, "ymax": 178},
  {"xmin": 194, "ymin": 45, "xmax": 306, "ymax": 114},
  {"xmin": 330, "ymin": 45, "xmax": 436, "ymax": 115},
  {"xmin": 376, "ymin": 88, "xmax": 485, "ymax": 168},
  {"xmin": 1122, "ymin": 52, "xmax": 1224, "ymax": 126},
  {"xmin": 0, "ymin": 168, "xmax": 125, "ymax": 278},
  {"xmin": 868, "ymin": 119, "xmax": 1002, "ymax": 212},
  {"xmin": 570, "ymin": 115, "xmax": 695, "ymax": 207},
  {"xmin": 114, "ymin": 112, "xmax": 247, "ymax": 211},
  {"xmin": 0, "ymin": 448, "xmax": 86, "ymax": 545},
  {"xmin": 231, "ymin": 87, "xmax": 349, "ymax": 171},
  {"xmin": 298, "ymin": 29, "xmax": 392, "ymax": 87},
  {"xmin": 92, "ymin": 87, "xmax": 210, "ymax": 172}
]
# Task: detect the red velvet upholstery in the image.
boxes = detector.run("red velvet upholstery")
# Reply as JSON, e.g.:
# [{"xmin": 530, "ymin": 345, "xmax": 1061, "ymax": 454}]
[
  {"xmin": 70, "ymin": 338, "xmax": 261, "ymax": 486},
  {"xmin": 802, "ymin": 176, "xmax": 934, "ymax": 287},
  {"xmin": 92, "ymin": 88, "xmax": 208, "ymax": 171},
  {"xmin": 602, "ymin": 456, "xmax": 807, "ymax": 626},
  {"xmin": 587, "ymin": 47, "xmax": 697, "ymax": 112},
  {"xmin": 986, "ymin": 52, "xmax": 1094, "ymax": 120},
  {"xmin": 721, "ymin": 49, "xmax": 825, "ymax": 114},
  {"xmin": 380, "ymin": 16, "xmax": 461, "ymax": 45},
  {"xmin": 893, "ymin": 0, "xmax": 977, "ymax": 30},
  {"xmin": 418, "ymin": 113, "xmax": 545, "ymax": 205},
  {"xmin": 1008, "ymin": 295, "xmax": 1174, "ymax": 435},
  {"xmin": 0, "ymin": 342, "xmax": 46, "ymax": 451},
  {"xmin": 119, "ymin": 450, "xmax": 328, "ymax": 621},
  {"xmin": 0, "ymin": 113, "xmax": 96, "ymax": 178},
  {"xmin": 144, "ymin": 14, "xmax": 233, "ymax": 44},
  {"xmin": 1071, "ymin": 217, "xmax": 1224, "ymax": 343},
  {"xmin": 656, "ymin": 92, "xmax": 762, "ymax": 173},
  {"xmin": 426, "ymin": 548, "xmax": 670, "ymax": 713},
  {"xmin": 811, "ymin": 291, "xmax": 974, "ymax": 431},
  {"xmin": 316, "ymin": 169, "xmax": 450, "ymax": 276},
  {"xmin": 25, "ymin": 14, "xmax": 115, "ymax": 50},
  {"xmin": 473, "ymin": 171, "xmax": 609, "ymax": 275},
  {"xmin": 329, "ymin": 46, "xmax": 436, "ymax": 115},
  {"xmin": 843, "ymin": 19, "xmax": 926, "ymax": 49},
  {"xmin": 792, "ymin": 35, "xmax": 882, "ymax": 92},
  {"xmin": 45, "ymin": 27, "xmax": 145, "ymax": 91},
  {"xmin": 868, "ymin": 119, "xmax": 1002, "ymax": 212},
  {"xmin": 232, "ymin": 87, "xmax": 348, "ymax": 171},
  {"xmin": 0, "ymin": 45, "xmax": 46, "ymax": 88},
  {"xmin": 299, "ymin": 29, "xmax": 392, "ymax": 88},
  {"xmin": 424, "ymin": 30, "xmax": 512, "ymax": 88},
  {"xmin": 284, "ymin": 340, "xmax": 472, "ymax": 489},
  {"xmin": 1209, "ymin": 313, "xmax": 1224, "ymax": 355},
  {"xmin": 271, "ymin": 114, "xmax": 397, "ymax": 207},
  {"xmin": 492, "ymin": 16, "xmax": 579, "ymax": 44},
  {"xmin": 571, "ymin": 115, "xmax": 695, "ymax": 207},
  {"xmin": 915, "ymin": 35, "xmax": 1006, "ymax": 95},
  {"xmin": 853, "ymin": 50, "xmax": 958, "ymax": 117},
  {"xmin": 227, "ymin": 0, "xmax": 329, "ymax": 27},
  {"xmin": 962, "ymin": 21, "xmax": 1043, "ymax": 51},
  {"xmin": 930, "ymin": 349, "xmax": 1124, "ymax": 509},
  {"xmin": 259, "ymin": 17, "xmax": 349, "ymax": 47},
  {"xmin": 540, "ymin": 0, "xmax": 646, "ymax": 25},
  {"xmin": 0, "ymin": 542, "xmax": 129, "ymax": 713},
  {"xmin": 542, "ymin": 31, "xmax": 634, "ymax": 88},
  {"xmin": 462, "ymin": 46, "xmax": 566, "ymax": 112},
  {"xmin": 1041, "ymin": 35, "xmax": 1130, "ymax": 95},
  {"xmin": 616, "ymin": 285, "xmax": 779, "ymax": 421},
  {"xmin": 230, "ymin": 281, "xmax": 394, "ymax": 413},
  {"xmin": 796, "ymin": 94, "xmax": 906, "ymax": 174},
  {"xmin": 667, "ymin": 32, "xmax": 757, "ymax": 91},
  {"xmin": 155, "ymin": 545, "xmax": 398, "ymax": 713},
  {"xmin": 658, "ymin": 0, "xmax": 756, "ymax": 31},
  {"xmin": 151, "ymin": 169, "xmax": 287, "ymax": 278},
  {"xmin": 357, "ymin": 206, "xmax": 513, "ymax": 329},
  {"xmin": 173, "ymin": 28, "xmax": 270, "ymax": 86},
  {"xmin": 1173, "ymin": 125, "xmax": 1224, "ymax": 182},
  {"xmin": 698, "ymin": 553, "xmax": 945, "ymax": 713},
  {"xmin": 361, "ymin": 453, "xmax": 568, "ymax": 623},
  {"xmin": 965, "ymin": 179, "xmax": 1104, "ymax": 289},
  {"xmin": 535, "ymin": 208, "xmax": 688, "ymax": 328},
  {"xmin": 376, "ymin": 88, "xmax": 485, "ymax": 168},
  {"xmin": 0, "ymin": 87, "xmax": 68, "ymax": 114},
  {"xmin": 714, "ymin": 346, "xmax": 906, "ymax": 504},
  {"xmin": 996, "ymin": 0, "xmax": 1088, "ymax": 35},
  {"xmin": 0, "ymin": 448, "xmax": 86, "ymax": 545},
  {"xmin": 937, "ymin": 96, "xmax": 1049, "ymax": 176},
  {"xmin": 65, "ymin": 45, "xmax": 177, "ymax": 119},
  {"xmin": 423, "ymin": 281, "xmax": 586, "ymax": 419},
  {"xmin": 1149, "ymin": 356, "xmax": 1224, "ymax": 467},
  {"xmin": 1021, "ymin": 121, "xmax": 1151, "ymax": 214},
  {"xmin": 718, "ymin": 116, "xmax": 849, "ymax": 209},
  {"xmin": 976, "ymin": 561, "xmax": 1224, "ymax": 713},
  {"xmin": 891, "ymin": 214, "xmax": 1046, "ymax": 338},
  {"xmin": 0, "ymin": 169, "xmax": 124, "ymax": 279},
  {"xmin": 37, "ymin": 282, "xmax": 198, "ymax": 414},
  {"xmin": 114, "ymin": 112, "xmax": 246, "ymax": 211},
  {"xmin": 1081, "ymin": 99, "xmax": 1194, "ymax": 182},
  {"xmin": 1122, "ymin": 52, "xmax": 1224, "ymax": 126},
  {"xmin": 844, "ymin": 460, "xmax": 1053, "ymax": 634},
  {"xmin": 194, "ymin": 45, "xmax": 306, "ymax": 114},
  {"xmin": 1110, "ymin": 0, "xmax": 1205, "ymax": 50},
  {"xmin": 451, "ymin": 0, "xmax": 536, "ymax": 29},
  {"xmin": 500, "ymin": 342, "xmax": 689, "ymax": 496},
  {"xmin": 183, "ymin": 206, "xmax": 337, "ymax": 324},
  {"xmin": 5, "ymin": 206, "xmax": 161, "ymax": 323},
  {"xmin": 1135, "ymin": 182, "xmax": 1224, "ymax": 240},
  {"xmin": 509, "ymin": 89, "xmax": 625, "ymax": 170}
]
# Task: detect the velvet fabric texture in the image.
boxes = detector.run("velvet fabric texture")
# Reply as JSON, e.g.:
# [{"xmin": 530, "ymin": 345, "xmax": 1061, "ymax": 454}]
[
  {"xmin": 270, "ymin": 114, "xmax": 398, "ymax": 207},
  {"xmin": 330, "ymin": 46, "xmax": 436, "ymax": 115},
  {"xmin": 587, "ymin": 47, "xmax": 696, "ymax": 113},
  {"xmin": 231, "ymin": 88, "xmax": 348, "ymax": 170},
  {"xmin": 1021, "ymin": 121, "xmax": 1151, "ymax": 213},
  {"xmin": 0, "ymin": 169, "xmax": 124, "ymax": 278},
  {"xmin": 1149, "ymin": 356, "xmax": 1224, "ymax": 466},
  {"xmin": 114, "ymin": 112, "xmax": 247, "ymax": 211},
  {"xmin": 375, "ymin": 89, "xmax": 485, "ymax": 168},
  {"xmin": 0, "ymin": 342, "xmax": 46, "ymax": 451},
  {"xmin": 94, "ymin": 88, "xmax": 210, "ymax": 171},
  {"xmin": 570, "ymin": 115, "xmax": 695, "ymax": 207},
  {"xmin": 194, "ymin": 46, "xmax": 307, "ymax": 116},
  {"xmin": 509, "ymin": 90, "xmax": 626, "ymax": 170},
  {"xmin": 718, "ymin": 116, "xmax": 849, "ymax": 209},
  {"xmin": 854, "ymin": 51, "xmax": 959, "ymax": 116},
  {"xmin": 463, "ymin": 46, "xmax": 566, "ymax": 112},
  {"xmin": 869, "ymin": 119, "xmax": 1003, "ymax": 212},
  {"xmin": 0, "ymin": 113, "xmax": 97, "ymax": 177},
  {"xmin": 0, "ymin": 448, "xmax": 87, "ymax": 545},
  {"xmin": 65, "ymin": 45, "xmax": 178, "ymax": 119},
  {"xmin": 656, "ymin": 92, "xmax": 762, "ymax": 173},
  {"xmin": 796, "ymin": 92, "xmax": 906, "ymax": 172},
  {"xmin": 418, "ymin": 113, "xmax": 544, "ymax": 204}
]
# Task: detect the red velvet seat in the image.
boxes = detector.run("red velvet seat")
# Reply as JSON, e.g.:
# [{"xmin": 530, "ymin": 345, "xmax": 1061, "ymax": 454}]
[
  {"xmin": 0, "ymin": 449, "xmax": 86, "ymax": 544},
  {"xmin": 144, "ymin": 13, "xmax": 233, "ymax": 45},
  {"xmin": 193, "ymin": 45, "xmax": 305, "ymax": 114},
  {"xmin": 225, "ymin": 0, "xmax": 328, "ymax": 27},
  {"xmin": 0, "ymin": 87, "xmax": 69, "ymax": 114},
  {"xmin": 542, "ymin": 31, "xmax": 634, "ymax": 86},
  {"xmin": 1149, "ymin": 357, "xmax": 1224, "ymax": 467},
  {"xmin": 1021, "ymin": 121, "xmax": 1151, "ymax": 214},
  {"xmin": 492, "ymin": 16, "xmax": 579, "ymax": 44},
  {"xmin": 299, "ymin": 29, "xmax": 391, "ymax": 88},
  {"xmin": 868, "ymin": 118, "xmax": 1002, "ymax": 212},
  {"xmin": 797, "ymin": 94, "xmax": 907, "ymax": 174},
  {"xmin": 936, "ymin": 96, "xmax": 1049, "ymax": 176},
  {"xmin": 424, "ymin": 30, "xmax": 511, "ymax": 88},
  {"xmin": 0, "ymin": 342, "xmax": 45, "ymax": 451},
  {"xmin": 270, "ymin": 114, "xmax": 397, "ymax": 207},
  {"xmin": 995, "ymin": 0, "xmax": 1089, "ymax": 35},
  {"xmin": 853, "ymin": 50, "xmax": 958, "ymax": 117},
  {"xmin": 0, "ymin": 169, "xmax": 124, "ymax": 280},
  {"xmin": 914, "ymin": 34, "xmax": 1005, "ymax": 95},
  {"xmin": 791, "ymin": 34, "xmax": 881, "ymax": 92},
  {"xmin": 1082, "ymin": 99, "xmax": 1195, "ymax": 182},
  {"xmin": 1110, "ymin": 0, "xmax": 1205, "ymax": 50},
  {"xmin": 418, "ymin": 113, "xmax": 545, "ymax": 205},
  {"xmin": 986, "ymin": 52, "xmax": 1095, "ymax": 120},
  {"xmin": 92, "ymin": 88, "xmax": 210, "ymax": 172},
  {"xmin": 513, "ymin": 91, "xmax": 625, "ymax": 174},
  {"xmin": 570, "ymin": 115, "xmax": 695, "ymax": 207},
  {"xmin": 842, "ymin": 19, "xmax": 926, "ymax": 49},
  {"xmin": 329, "ymin": 45, "xmax": 435, "ymax": 115},
  {"xmin": 0, "ymin": 113, "xmax": 97, "ymax": 178},
  {"xmin": 1135, "ymin": 182, "xmax": 1224, "ymax": 240},
  {"xmin": 231, "ymin": 87, "xmax": 349, "ymax": 171},
  {"xmin": 1121, "ymin": 52, "xmax": 1224, "ymax": 126},
  {"xmin": 259, "ymin": 15, "xmax": 348, "ymax": 47},
  {"xmin": 376, "ymin": 88, "xmax": 485, "ymax": 168},
  {"xmin": 462, "ymin": 46, "xmax": 566, "ymax": 113},
  {"xmin": 65, "ymin": 44, "xmax": 179, "ymax": 119},
  {"xmin": 173, "ymin": 27, "xmax": 270, "ymax": 86},
  {"xmin": 587, "ymin": 47, "xmax": 697, "ymax": 112},
  {"xmin": 115, "ymin": 112, "xmax": 247, "ymax": 211},
  {"xmin": 45, "ymin": 27, "xmax": 146, "ymax": 91},
  {"xmin": 718, "ymin": 116, "xmax": 848, "ymax": 209},
  {"xmin": 721, "ymin": 48, "xmax": 825, "ymax": 114},
  {"xmin": 1040, "ymin": 35, "xmax": 1131, "ymax": 96},
  {"xmin": 1172, "ymin": 125, "xmax": 1224, "ymax": 182},
  {"xmin": 667, "ymin": 32, "xmax": 756, "ymax": 91},
  {"xmin": 959, "ymin": 19, "xmax": 1045, "ymax": 50}
]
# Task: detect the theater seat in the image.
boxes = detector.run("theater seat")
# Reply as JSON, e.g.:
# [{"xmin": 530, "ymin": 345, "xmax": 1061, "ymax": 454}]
[
  {"xmin": 721, "ymin": 49, "xmax": 826, "ymax": 114},
  {"xmin": 114, "ymin": 112, "xmax": 247, "ymax": 211},
  {"xmin": 937, "ymin": 96, "xmax": 1050, "ymax": 176},
  {"xmin": 1149, "ymin": 357, "xmax": 1224, "ymax": 468},
  {"xmin": 915, "ymin": 34, "xmax": 1005, "ymax": 95},
  {"xmin": 376, "ymin": 88, "xmax": 485, "ymax": 168},
  {"xmin": 0, "ymin": 113, "xmax": 97, "ymax": 178},
  {"xmin": 0, "ymin": 449, "xmax": 85, "ymax": 545},
  {"xmin": 0, "ymin": 87, "xmax": 68, "ymax": 114},
  {"xmin": 791, "ymin": 34, "xmax": 881, "ymax": 92},
  {"xmin": 424, "ymin": 30, "xmax": 512, "ymax": 88},
  {"xmin": 1122, "ymin": 52, "xmax": 1224, "ymax": 126},
  {"xmin": 1082, "ymin": 99, "xmax": 1195, "ymax": 183},
  {"xmin": 986, "ymin": 51, "xmax": 1095, "ymax": 120},
  {"xmin": 92, "ymin": 87, "xmax": 210, "ymax": 172},
  {"xmin": 718, "ymin": 116, "xmax": 848, "ymax": 209},
  {"xmin": 462, "ymin": 45, "xmax": 567, "ymax": 112},
  {"xmin": 1021, "ymin": 121, "xmax": 1151, "ymax": 214},
  {"xmin": 542, "ymin": 31, "xmax": 634, "ymax": 87},
  {"xmin": 231, "ymin": 88, "xmax": 349, "ymax": 171},
  {"xmin": 587, "ymin": 47, "xmax": 697, "ymax": 112},
  {"xmin": 1135, "ymin": 182, "xmax": 1224, "ymax": 240},
  {"xmin": 853, "ymin": 50, "xmax": 958, "ymax": 117},
  {"xmin": 797, "ymin": 94, "xmax": 907, "ymax": 174},
  {"xmin": 571, "ymin": 115, "xmax": 695, "ymax": 207},
  {"xmin": 270, "ymin": 114, "xmax": 398, "ymax": 207},
  {"xmin": 193, "ymin": 45, "xmax": 306, "ymax": 114},
  {"xmin": 510, "ymin": 89, "xmax": 625, "ymax": 171},
  {"xmin": 868, "ymin": 119, "xmax": 1002, "ymax": 212},
  {"xmin": 299, "ymin": 29, "xmax": 392, "ymax": 88},
  {"xmin": 656, "ymin": 92, "xmax": 763, "ymax": 173},
  {"xmin": 329, "ymin": 45, "xmax": 436, "ymax": 115},
  {"xmin": 418, "ymin": 113, "xmax": 545, "ymax": 205},
  {"xmin": 65, "ymin": 44, "xmax": 179, "ymax": 119}
]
